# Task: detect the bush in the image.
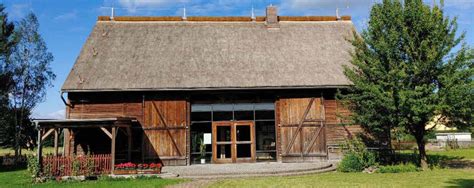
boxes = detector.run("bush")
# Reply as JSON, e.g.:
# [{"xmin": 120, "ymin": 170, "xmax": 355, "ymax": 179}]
[
  {"xmin": 337, "ymin": 137, "xmax": 377, "ymax": 172},
  {"xmin": 377, "ymin": 163, "xmax": 419, "ymax": 173},
  {"xmin": 27, "ymin": 155, "xmax": 39, "ymax": 177},
  {"xmin": 337, "ymin": 153, "xmax": 365, "ymax": 172}
]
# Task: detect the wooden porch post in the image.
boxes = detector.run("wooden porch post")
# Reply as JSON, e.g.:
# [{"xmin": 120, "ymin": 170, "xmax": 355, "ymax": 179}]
[
  {"xmin": 54, "ymin": 129, "xmax": 59, "ymax": 156},
  {"xmin": 36, "ymin": 126, "xmax": 43, "ymax": 177},
  {"xmin": 127, "ymin": 127, "xmax": 132, "ymax": 161},
  {"xmin": 111, "ymin": 127, "xmax": 117, "ymax": 174},
  {"xmin": 63, "ymin": 128, "xmax": 69, "ymax": 156}
]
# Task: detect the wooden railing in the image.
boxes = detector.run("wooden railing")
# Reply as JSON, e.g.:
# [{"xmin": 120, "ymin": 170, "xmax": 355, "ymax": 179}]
[{"xmin": 42, "ymin": 154, "xmax": 111, "ymax": 177}]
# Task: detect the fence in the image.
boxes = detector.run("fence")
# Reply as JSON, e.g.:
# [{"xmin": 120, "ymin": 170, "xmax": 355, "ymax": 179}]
[{"xmin": 42, "ymin": 154, "xmax": 111, "ymax": 177}]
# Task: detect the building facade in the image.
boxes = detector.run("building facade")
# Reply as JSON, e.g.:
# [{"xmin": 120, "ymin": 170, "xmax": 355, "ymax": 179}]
[{"xmin": 59, "ymin": 6, "xmax": 361, "ymax": 166}]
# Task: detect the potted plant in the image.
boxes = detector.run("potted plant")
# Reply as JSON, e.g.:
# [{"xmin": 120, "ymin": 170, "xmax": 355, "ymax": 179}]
[
  {"xmin": 138, "ymin": 163, "xmax": 162, "ymax": 174},
  {"xmin": 199, "ymin": 138, "xmax": 207, "ymax": 164},
  {"xmin": 114, "ymin": 162, "xmax": 137, "ymax": 175}
]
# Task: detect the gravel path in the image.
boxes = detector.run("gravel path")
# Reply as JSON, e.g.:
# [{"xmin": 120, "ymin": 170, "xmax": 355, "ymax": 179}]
[
  {"xmin": 162, "ymin": 162, "xmax": 332, "ymax": 176},
  {"xmin": 164, "ymin": 162, "xmax": 335, "ymax": 187}
]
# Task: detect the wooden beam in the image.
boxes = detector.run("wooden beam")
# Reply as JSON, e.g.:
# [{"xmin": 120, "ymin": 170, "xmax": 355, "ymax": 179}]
[
  {"xmin": 41, "ymin": 128, "xmax": 55, "ymax": 141},
  {"xmin": 62, "ymin": 129, "xmax": 68, "ymax": 156},
  {"xmin": 151, "ymin": 101, "xmax": 182, "ymax": 156},
  {"xmin": 100, "ymin": 127, "xmax": 112, "ymax": 139},
  {"xmin": 54, "ymin": 129, "xmax": 59, "ymax": 156},
  {"xmin": 111, "ymin": 127, "xmax": 117, "ymax": 174},
  {"xmin": 280, "ymin": 124, "xmax": 323, "ymax": 127},
  {"xmin": 36, "ymin": 126, "xmax": 43, "ymax": 177},
  {"xmin": 304, "ymin": 123, "xmax": 324, "ymax": 155},
  {"xmin": 284, "ymin": 98, "xmax": 315, "ymax": 155},
  {"xmin": 142, "ymin": 126, "xmax": 187, "ymax": 130},
  {"xmin": 127, "ymin": 127, "xmax": 132, "ymax": 161}
]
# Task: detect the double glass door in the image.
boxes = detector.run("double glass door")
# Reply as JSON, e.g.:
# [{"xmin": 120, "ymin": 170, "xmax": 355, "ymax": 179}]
[{"xmin": 212, "ymin": 121, "xmax": 255, "ymax": 163}]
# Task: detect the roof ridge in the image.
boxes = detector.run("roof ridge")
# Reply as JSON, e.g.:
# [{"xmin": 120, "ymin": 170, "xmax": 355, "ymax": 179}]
[{"xmin": 97, "ymin": 16, "xmax": 351, "ymax": 22}]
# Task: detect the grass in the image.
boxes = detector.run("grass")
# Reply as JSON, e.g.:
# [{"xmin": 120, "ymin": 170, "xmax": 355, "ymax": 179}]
[
  {"xmin": 428, "ymin": 148, "xmax": 474, "ymax": 160},
  {"xmin": 1, "ymin": 147, "xmax": 472, "ymax": 187},
  {"xmin": 0, "ymin": 168, "xmax": 184, "ymax": 188},
  {"xmin": 209, "ymin": 169, "xmax": 474, "ymax": 188},
  {"xmin": 0, "ymin": 147, "xmax": 60, "ymax": 156},
  {"xmin": 210, "ymin": 148, "xmax": 474, "ymax": 187}
]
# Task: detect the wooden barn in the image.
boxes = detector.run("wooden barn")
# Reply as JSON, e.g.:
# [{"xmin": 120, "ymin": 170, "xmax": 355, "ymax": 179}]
[{"xmin": 36, "ymin": 6, "xmax": 361, "ymax": 168}]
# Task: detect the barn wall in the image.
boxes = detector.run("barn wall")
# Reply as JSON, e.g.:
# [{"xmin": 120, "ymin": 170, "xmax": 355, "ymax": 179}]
[
  {"xmin": 324, "ymin": 99, "xmax": 362, "ymax": 144},
  {"xmin": 276, "ymin": 94, "xmax": 361, "ymax": 162},
  {"xmin": 142, "ymin": 98, "xmax": 188, "ymax": 166},
  {"xmin": 66, "ymin": 93, "xmax": 189, "ymax": 166},
  {"xmin": 277, "ymin": 97, "xmax": 326, "ymax": 162},
  {"xmin": 66, "ymin": 90, "xmax": 361, "ymax": 165}
]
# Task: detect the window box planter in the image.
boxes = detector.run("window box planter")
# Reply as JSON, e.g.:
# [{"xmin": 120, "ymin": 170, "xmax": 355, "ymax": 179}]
[
  {"xmin": 114, "ymin": 169, "xmax": 138, "ymax": 175},
  {"xmin": 114, "ymin": 162, "xmax": 162, "ymax": 175},
  {"xmin": 137, "ymin": 168, "xmax": 162, "ymax": 174}
]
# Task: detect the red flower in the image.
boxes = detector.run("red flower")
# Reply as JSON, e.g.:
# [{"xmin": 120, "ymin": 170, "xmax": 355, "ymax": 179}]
[{"xmin": 115, "ymin": 162, "xmax": 137, "ymax": 170}]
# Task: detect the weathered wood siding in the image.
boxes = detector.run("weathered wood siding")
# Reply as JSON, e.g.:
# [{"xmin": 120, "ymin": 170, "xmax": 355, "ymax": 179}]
[
  {"xmin": 66, "ymin": 90, "xmax": 361, "ymax": 165},
  {"xmin": 143, "ymin": 99, "xmax": 188, "ymax": 166},
  {"xmin": 68, "ymin": 102, "xmax": 143, "ymax": 121},
  {"xmin": 324, "ymin": 99, "xmax": 361, "ymax": 145},
  {"xmin": 277, "ymin": 97, "xmax": 327, "ymax": 162},
  {"xmin": 66, "ymin": 93, "xmax": 189, "ymax": 165}
]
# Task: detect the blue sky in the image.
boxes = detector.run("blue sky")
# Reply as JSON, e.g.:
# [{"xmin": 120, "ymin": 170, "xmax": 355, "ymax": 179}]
[{"xmin": 2, "ymin": 0, "xmax": 473, "ymax": 119}]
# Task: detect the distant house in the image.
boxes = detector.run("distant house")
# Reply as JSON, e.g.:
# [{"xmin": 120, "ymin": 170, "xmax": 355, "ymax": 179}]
[
  {"xmin": 425, "ymin": 115, "xmax": 456, "ymax": 131},
  {"xmin": 36, "ymin": 5, "xmax": 360, "ymax": 168}
]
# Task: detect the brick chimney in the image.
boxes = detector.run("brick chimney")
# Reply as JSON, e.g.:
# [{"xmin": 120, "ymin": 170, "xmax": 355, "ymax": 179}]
[{"xmin": 266, "ymin": 5, "xmax": 278, "ymax": 26}]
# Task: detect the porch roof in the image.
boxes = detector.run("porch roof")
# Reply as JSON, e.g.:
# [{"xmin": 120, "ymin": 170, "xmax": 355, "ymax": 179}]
[{"xmin": 33, "ymin": 117, "xmax": 136, "ymax": 129}]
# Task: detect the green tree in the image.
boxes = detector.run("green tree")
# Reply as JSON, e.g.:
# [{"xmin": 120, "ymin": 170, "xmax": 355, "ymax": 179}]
[
  {"xmin": 341, "ymin": 0, "xmax": 473, "ymax": 169},
  {"xmin": 9, "ymin": 12, "xmax": 55, "ymax": 155},
  {"xmin": 0, "ymin": 4, "xmax": 17, "ymax": 148}
]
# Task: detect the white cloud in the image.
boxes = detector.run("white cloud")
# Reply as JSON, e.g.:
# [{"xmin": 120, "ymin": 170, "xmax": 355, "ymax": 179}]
[
  {"xmin": 54, "ymin": 10, "xmax": 78, "ymax": 21},
  {"xmin": 32, "ymin": 109, "xmax": 65, "ymax": 120},
  {"xmin": 281, "ymin": 0, "xmax": 373, "ymax": 10},
  {"xmin": 278, "ymin": 0, "xmax": 374, "ymax": 16},
  {"xmin": 114, "ymin": 0, "xmax": 254, "ymax": 15},
  {"xmin": 118, "ymin": 0, "xmax": 186, "ymax": 13}
]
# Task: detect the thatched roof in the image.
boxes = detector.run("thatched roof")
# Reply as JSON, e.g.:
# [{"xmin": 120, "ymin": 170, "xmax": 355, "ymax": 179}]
[{"xmin": 62, "ymin": 17, "xmax": 355, "ymax": 92}]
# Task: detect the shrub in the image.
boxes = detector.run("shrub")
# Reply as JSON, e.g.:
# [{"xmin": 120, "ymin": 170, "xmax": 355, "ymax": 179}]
[
  {"xmin": 27, "ymin": 155, "xmax": 39, "ymax": 177},
  {"xmin": 377, "ymin": 163, "xmax": 419, "ymax": 173},
  {"xmin": 337, "ymin": 137, "xmax": 377, "ymax": 172},
  {"xmin": 337, "ymin": 153, "xmax": 365, "ymax": 172}
]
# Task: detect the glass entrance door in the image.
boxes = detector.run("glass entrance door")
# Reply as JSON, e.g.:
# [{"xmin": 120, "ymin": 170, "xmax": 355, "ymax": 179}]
[{"xmin": 212, "ymin": 121, "xmax": 255, "ymax": 163}]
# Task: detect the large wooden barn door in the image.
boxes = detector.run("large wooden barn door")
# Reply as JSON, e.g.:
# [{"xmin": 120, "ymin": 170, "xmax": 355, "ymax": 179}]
[
  {"xmin": 143, "ymin": 99, "xmax": 188, "ymax": 166},
  {"xmin": 278, "ymin": 97, "xmax": 327, "ymax": 162}
]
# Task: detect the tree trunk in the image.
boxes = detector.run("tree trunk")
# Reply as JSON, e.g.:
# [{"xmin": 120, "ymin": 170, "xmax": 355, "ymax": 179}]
[
  {"xmin": 14, "ymin": 108, "xmax": 19, "ymax": 157},
  {"xmin": 415, "ymin": 136, "xmax": 428, "ymax": 170}
]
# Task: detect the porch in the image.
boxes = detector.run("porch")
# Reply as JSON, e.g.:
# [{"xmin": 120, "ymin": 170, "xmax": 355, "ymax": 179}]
[{"xmin": 33, "ymin": 117, "xmax": 136, "ymax": 175}]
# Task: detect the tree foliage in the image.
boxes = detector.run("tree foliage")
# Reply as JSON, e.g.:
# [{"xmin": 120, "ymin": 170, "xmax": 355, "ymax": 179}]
[
  {"xmin": 6, "ymin": 12, "xmax": 55, "ymax": 154},
  {"xmin": 0, "ymin": 4, "xmax": 16, "ymax": 148},
  {"xmin": 340, "ymin": 0, "xmax": 473, "ymax": 169}
]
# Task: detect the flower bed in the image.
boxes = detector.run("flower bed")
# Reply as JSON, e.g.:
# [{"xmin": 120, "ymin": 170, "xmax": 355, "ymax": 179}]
[{"xmin": 114, "ymin": 162, "xmax": 162, "ymax": 175}]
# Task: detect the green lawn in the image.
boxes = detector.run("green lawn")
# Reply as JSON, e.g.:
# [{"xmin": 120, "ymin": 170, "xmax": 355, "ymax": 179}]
[
  {"xmin": 1, "ymin": 147, "xmax": 472, "ymax": 187},
  {"xmin": 0, "ymin": 168, "xmax": 184, "ymax": 188},
  {"xmin": 209, "ymin": 148, "xmax": 474, "ymax": 188},
  {"xmin": 209, "ymin": 169, "xmax": 474, "ymax": 188},
  {"xmin": 0, "ymin": 147, "xmax": 60, "ymax": 156},
  {"xmin": 428, "ymin": 148, "xmax": 474, "ymax": 160}
]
